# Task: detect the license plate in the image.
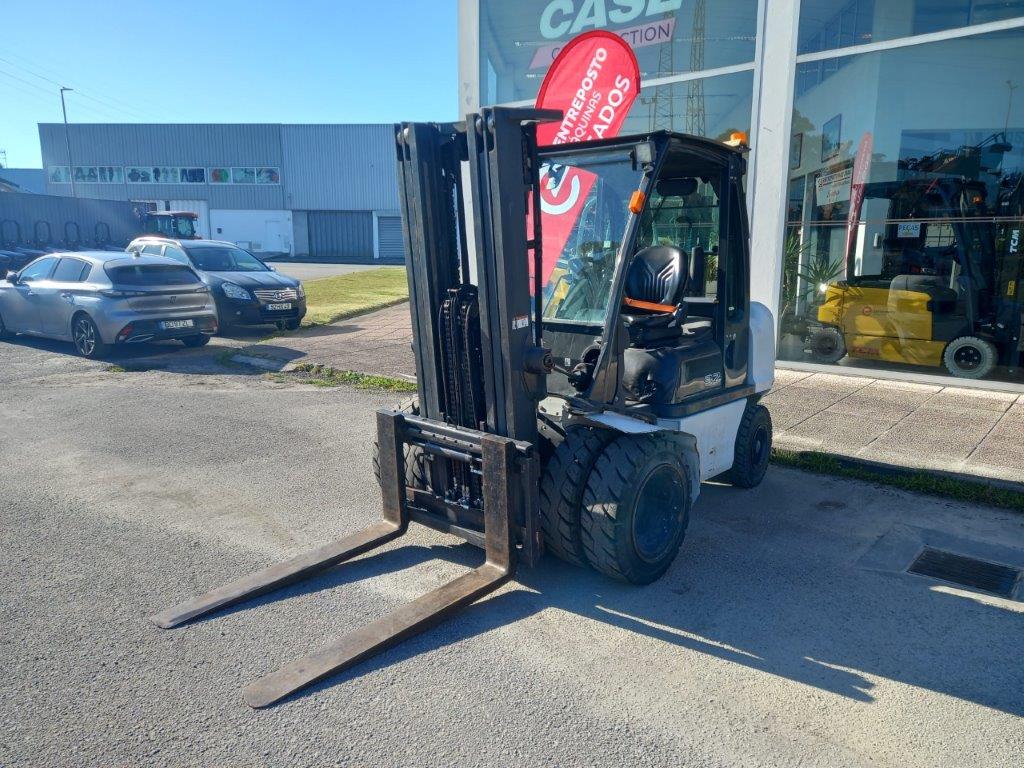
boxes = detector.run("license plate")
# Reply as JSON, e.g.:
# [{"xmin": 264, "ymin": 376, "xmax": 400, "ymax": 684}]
[
  {"xmin": 160, "ymin": 319, "xmax": 194, "ymax": 330},
  {"xmin": 267, "ymin": 303, "xmax": 292, "ymax": 311}
]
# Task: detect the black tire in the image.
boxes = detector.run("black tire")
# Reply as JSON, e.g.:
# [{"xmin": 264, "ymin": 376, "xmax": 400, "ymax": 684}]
[
  {"xmin": 723, "ymin": 402, "xmax": 772, "ymax": 489},
  {"xmin": 808, "ymin": 326, "xmax": 846, "ymax": 364},
  {"xmin": 580, "ymin": 433, "xmax": 692, "ymax": 584},
  {"xmin": 71, "ymin": 314, "xmax": 110, "ymax": 359},
  {"xmin": 284, "ymin": 318, "xmax": 301, "ymax": 331},
  {"xmin": 182, "ymin": 334, "xmax": 211, "ymax": 348},
  {"xmin": 539, "ymin": 425, "xmax": 614, "ymax": 567},
  {"xmin": 943, "ymin": 336, "xmax": 997, "ymax": 380},
  {"xmin": 372, "ymin": 396, "xmax": 428, "ymax": 491},
  {"xmin": 0, "ymin": 311, "xmax": 13, "ymax": 340}
]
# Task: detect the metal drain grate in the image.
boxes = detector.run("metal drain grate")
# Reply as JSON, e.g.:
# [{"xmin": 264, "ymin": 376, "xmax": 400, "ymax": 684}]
[{"xmin": 908, "ymin": 547, "xmax": 1021, "ymax": 599}]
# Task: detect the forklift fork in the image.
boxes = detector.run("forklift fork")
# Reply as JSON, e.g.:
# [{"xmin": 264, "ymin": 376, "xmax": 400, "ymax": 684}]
[{"xmin": 150, "ymin": 410, "xmax": 519, "ymax": 709}]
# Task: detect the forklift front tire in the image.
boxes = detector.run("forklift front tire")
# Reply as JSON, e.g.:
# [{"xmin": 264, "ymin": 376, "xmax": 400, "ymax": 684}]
[
  {"xmin": 538, "ymin": 425, "xmax": 613, "ymax": 568},
  {"xmin": 808, "ymin": 326, "xmax": 846, "ymax": 364},
  {"xmin": 943, "ymin": 336, "xmax": 997, "ymax": 380},
  {"xmin": 580, "ymin": 433, "xmax": 692, "ymax": 584},
  {"xmin": 372, "ymin": 396, "xmax": 428, "ymax": 491}
]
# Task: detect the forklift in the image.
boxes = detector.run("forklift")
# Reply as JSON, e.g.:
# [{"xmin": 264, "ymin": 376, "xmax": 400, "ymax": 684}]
[
  {"xmin": 141, "ymin": 210, "xmax": 201, "ymax": 240},
  {"xmin": 809, "ymin": 136, "xmax": 1024, "ymax": 379},
  {"xmin": 150, "ymin": 107, "xmax": 776, "ymax": 708}
]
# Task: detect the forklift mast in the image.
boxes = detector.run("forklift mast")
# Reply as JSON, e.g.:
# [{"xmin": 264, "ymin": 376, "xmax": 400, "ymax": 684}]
[
  {"xmin": 395, "ymin": 107, "xmax": 560, "ymax": 566},
  {"xmin": 151, "ymin": 108, "xmax": 562, "ymax": 707}
]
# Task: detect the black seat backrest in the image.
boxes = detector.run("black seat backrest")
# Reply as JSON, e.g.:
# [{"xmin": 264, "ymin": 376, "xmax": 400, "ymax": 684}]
[{"xmin": 625, "ymin": 245, "xmax": 689, "ymax": 309}]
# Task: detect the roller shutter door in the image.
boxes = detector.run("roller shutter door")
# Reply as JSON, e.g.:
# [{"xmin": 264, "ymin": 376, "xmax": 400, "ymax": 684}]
[
  {"xmin": 377, "ymin": 215, "xmax": 406, "ymax": 260},
  {"xmin": 308, "ymin": 211, "xmax": 374, "ymax": 260}
]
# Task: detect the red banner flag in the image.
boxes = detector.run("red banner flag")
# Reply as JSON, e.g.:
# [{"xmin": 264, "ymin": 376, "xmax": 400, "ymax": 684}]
[
  {"xmin": 533, "ymin": 31, "xmax": 641, "ymax": 284},
  {"xmin": 844, "ymin": 133, "xmax": 874, "ymax": 271}
]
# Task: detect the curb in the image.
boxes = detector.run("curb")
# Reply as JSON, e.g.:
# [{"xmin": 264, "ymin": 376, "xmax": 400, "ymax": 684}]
[{"xmin": 773, "ymin": 437, "xmax": 1024, "ymax": 495}]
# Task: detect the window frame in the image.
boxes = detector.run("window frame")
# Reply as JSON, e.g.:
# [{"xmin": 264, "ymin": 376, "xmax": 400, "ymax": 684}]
[
  {"xmin": 51, "ymin": 257, "xmax": 91, "ymax": 283},
  {"xmin": 19, "ymin": 257, "xmax": 59, "ymax": 283}
]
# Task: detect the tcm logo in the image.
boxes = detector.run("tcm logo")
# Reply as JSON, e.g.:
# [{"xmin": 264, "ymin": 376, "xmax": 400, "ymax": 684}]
[
  {"xmin": 1011, "ymin": 228, "xmax": 1020, "ymax": 255},
  {"xmin": 540, "ymin": 0, "xmax": 683, "ymax": 39},
  {"xmin": 540, "ymin": 165, "xmax": 582, "ymax": 215}
]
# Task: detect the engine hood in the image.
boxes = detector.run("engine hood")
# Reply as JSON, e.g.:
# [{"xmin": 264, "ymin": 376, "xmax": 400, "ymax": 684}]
[{"xmin": 201, "ymin": 271, "xmax": 299, "ymax": 289}]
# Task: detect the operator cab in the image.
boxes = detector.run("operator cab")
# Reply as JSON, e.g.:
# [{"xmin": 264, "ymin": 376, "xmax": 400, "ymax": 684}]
[
  {"xmin": 144, "ymin": 211, "xmax": 201, "ymax": 240},
  {"xmin": 538, "ymin": 132, "xmax": 750, "ymax": 416}
]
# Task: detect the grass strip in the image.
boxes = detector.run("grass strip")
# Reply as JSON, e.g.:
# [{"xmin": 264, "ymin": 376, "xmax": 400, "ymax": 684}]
[
  {"xmin": 299, "ymin": 267, "xmax": 408, "ymax": 327},
  {"xmin": 273, "ymin": 363, "xmax": 417, "ymax": 393},
  {"xmin": 772, "ymin": 448, "xmax": 1024, "ymax": 513}
]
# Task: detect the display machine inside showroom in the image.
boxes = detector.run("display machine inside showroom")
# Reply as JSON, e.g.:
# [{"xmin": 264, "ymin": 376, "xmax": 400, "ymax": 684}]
[{"xmin": 461, "ymin": 0, "xmax": 1024, "ymax": 388}]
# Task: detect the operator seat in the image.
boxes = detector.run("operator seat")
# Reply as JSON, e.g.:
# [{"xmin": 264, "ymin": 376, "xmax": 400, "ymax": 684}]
[{"xmin": 622, "ymin": 245, "xmax": 712, "ymax": 348}]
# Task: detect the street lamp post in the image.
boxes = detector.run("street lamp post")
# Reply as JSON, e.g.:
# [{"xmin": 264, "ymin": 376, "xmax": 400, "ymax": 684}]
[{"xmin": 60, "ymin": 86, "xmax": 76, "ymax": 198}]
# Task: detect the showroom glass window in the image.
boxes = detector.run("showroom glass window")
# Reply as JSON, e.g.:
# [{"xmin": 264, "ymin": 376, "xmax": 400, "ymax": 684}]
[
  {"xmin": 799, "ymin": 0, "xmax": 1024, "ymax": 54},
  {"xmin": 478, "ymin": 0, "xmax": 758, "ymax": 104},
  {"xmin": 477, "ymin": 1, "xmax": 757, "ymax": 146},
  {"xmin": 778, "ymin": 26, "xmax": 1024, "ymax": 383}
]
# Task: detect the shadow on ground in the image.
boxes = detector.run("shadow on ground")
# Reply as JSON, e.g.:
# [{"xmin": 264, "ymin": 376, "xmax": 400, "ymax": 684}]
[
  {"xmin": 182, "ymin": 491, "xmax": 1024, "ymax": 717},
  {"xmin": 1, "ymin": 327, "xmax": 315, "ymax": 378}
]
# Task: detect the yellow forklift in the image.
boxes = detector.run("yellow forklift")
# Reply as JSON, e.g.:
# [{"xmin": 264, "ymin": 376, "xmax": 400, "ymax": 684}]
[{"xmin": 808, "ymin": 137, "xmax": 1023, "ymax": 380}]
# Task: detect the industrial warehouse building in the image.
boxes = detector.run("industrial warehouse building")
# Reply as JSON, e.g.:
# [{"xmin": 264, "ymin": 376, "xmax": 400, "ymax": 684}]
[
  {"xmin": 460, "ymin": 0, "xmax": 1024, "ymax": 389},
  {"xmin": 37, "ymin": 123, "xmax": 405, "ymax": 261}
]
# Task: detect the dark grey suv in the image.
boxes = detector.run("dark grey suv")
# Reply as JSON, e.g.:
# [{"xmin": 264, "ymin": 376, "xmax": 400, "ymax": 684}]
[{"xmin": 128, "ymin": 238, "xmax": 307, "ymax": 331}]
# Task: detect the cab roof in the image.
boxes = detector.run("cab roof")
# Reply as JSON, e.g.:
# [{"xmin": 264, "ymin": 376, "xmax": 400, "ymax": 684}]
[{"xmin": 148, "ymin": 211, "xmax": 198, "ymax": 218}]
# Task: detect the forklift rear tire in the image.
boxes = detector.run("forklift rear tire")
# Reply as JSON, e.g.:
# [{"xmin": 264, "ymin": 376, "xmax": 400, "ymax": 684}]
[
  {"xmin": 722, "ymin": 402, "xmax": 772, "ymax": 488},
  {"xmin": 372, "ymin": 396, "xmax": 428, "ymax": 491},
  {"xmin": 808, "ymin": 326, "xmax": 846, "ymax": 364},
  {"xmin": 943, "ymin": 336, "xmax": 997, "ymax": 380},
  {"xmin": 539, "ymin": 425, "xmax": 614, "ymax": 568},
  {"xmin": 580, "ymin": 433, "xmax": 692, "ymax": 584}
]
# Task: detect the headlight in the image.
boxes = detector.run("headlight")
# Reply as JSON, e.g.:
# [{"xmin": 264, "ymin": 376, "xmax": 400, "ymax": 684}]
[
  {"xmin": 297, "ymin": 283, "xmax": 305, "ymax": 299},
  {"xmin": 222, "ymin": 282, "xmax": 251, "ymax": 300}
]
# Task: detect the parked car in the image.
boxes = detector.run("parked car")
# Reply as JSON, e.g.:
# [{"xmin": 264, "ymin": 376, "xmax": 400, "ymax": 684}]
[
  {"xmin": 0, "ymin": 251, "xmax": 218, "ymax": 358},
  {"xmin": 127, "ymin": 237, "xmax": 306, "ymax": 331}
]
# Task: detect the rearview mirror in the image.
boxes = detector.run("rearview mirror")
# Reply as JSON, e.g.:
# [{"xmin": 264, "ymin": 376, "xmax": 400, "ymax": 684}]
[{"xmin": 5, "ymin": 271, "xmax": 18, "ymax": 284}]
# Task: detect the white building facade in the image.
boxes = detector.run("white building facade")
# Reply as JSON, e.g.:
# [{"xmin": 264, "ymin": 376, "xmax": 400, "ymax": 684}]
[{"xmin": 460, "ymin": 0, "xmax": 1024, "ymax": 388}]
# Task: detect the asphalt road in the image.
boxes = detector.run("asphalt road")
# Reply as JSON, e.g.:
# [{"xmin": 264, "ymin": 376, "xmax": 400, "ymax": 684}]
[
  {"xmin": 1, "ymin": 337, "xmax": 1023, "ymax": 768},
  {"xmin": 271, "ymin": 262, "xmax": 389, "ymax": 283}
]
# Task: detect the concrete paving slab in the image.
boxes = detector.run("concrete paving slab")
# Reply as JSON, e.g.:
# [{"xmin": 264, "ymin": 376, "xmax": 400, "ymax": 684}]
[
  {"xmin": 968, "ymin": 438, "xmax": 1024, "ymax": 472},
  {"xmin": 825, "ymin": 394, "xmax": 918, "ymax": 422},
  {"xmin": 786, "ymin": 412, "xmax": 898, "ymax": 451},
  {"xmin": 929, "ymin": 387, "xmax": 1018, "ymax": 413},
  {"xmin": 771, "ymin": 368, "xmax": 814, "ymax": 388}
]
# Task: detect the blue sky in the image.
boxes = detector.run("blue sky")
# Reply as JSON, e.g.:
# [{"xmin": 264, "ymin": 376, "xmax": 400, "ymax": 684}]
[{"xmin": 0, "ymin": 0, "xmax": 459, "ymax": 167}]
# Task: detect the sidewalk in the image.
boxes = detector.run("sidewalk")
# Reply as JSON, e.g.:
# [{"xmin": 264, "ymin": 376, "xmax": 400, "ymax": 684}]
[
  {"xmin": 237, "ymin": 302, "xmax": 1023, "ymax": 488},
  {"xmin": 767, "ymin": 370, "xmax": 1023, "ymax": 486},
  {"xmin": 234, "ymin": 302, "xmax": 415, "ymax": 380}
]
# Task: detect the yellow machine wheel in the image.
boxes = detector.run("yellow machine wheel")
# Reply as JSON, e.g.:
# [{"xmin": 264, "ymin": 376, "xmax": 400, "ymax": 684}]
[
  {"xmin": 808, "ymin": 326, "xmax": 846, "ymax": 364},
  {"xmin": 943, "ymin": 336, "xmax": 998, "ymax": 379}
]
